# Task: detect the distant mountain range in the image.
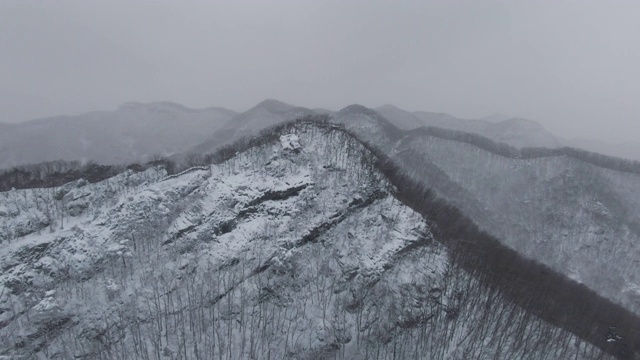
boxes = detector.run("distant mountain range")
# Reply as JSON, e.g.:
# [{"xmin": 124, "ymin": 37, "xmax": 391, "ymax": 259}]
[
  {"xmin": 377, "ymin": 104, "xmax": 561, "ymax": 148},
  {"xmin": 2, "ymin": 120, "xmax": 637, "ymax": 358},
  {"xmin": 0, "ymin": 102, "xmax": 237, "ymax": 168},
  {"xmin": 2, "ymin": 102, "xmax": 640, "ymax": 358},
  {"xmin": 334, "ymin": 105, "xmax": 640, "ymax": 316},
  {"xmin": 187, "ymin": 99, "xmax": 317, "ymax": 156},
  {"xmin": 562, "ymin": 137, "xmax": 640, "ymax": 163},
  {"xmin": 0, "ymin": 99, "xmax": 638, "ymax": 170}
]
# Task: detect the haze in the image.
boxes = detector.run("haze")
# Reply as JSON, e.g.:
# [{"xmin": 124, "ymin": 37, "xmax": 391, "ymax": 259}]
[{"xmin": 1, "ymin": 0, "xmax": 639, "ymax": 143}]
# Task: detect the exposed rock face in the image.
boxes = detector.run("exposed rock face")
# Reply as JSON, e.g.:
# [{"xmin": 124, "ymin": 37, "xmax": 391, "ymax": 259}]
[
  {"xmin": 0, "ymin": 122, "xmax": 627, "ymax": 359},
  {"xmin": 279, "ymin": 134, "xmax": 301, "ymax": 151}
]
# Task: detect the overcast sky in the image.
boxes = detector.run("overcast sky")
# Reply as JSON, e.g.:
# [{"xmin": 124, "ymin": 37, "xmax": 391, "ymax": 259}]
[{"xmin": 1, "ymin": 1, "xmax": 639, "ymax": 143}]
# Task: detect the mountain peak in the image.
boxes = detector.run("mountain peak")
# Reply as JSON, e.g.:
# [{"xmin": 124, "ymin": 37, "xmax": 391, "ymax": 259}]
[
  {"xmin": 337, "ymin": 104, "xmax": 377, "ymax": 116},
  {"xmin": 332, "ymin": 105, "xmax": 403, "ymax": 148},
  {"xmin": 3, "ymin": 120, "xmax": 637, "ymax": 358},
  {"xmin": 377, "ymin": 104, "xmax": 401, "ymax": 111},
  {"xmin": 250, "ymin": 99, "xmax": 295, "ymax": 113}
]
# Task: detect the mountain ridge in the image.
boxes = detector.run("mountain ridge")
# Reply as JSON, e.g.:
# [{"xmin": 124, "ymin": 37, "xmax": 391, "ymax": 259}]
[
  {"xmin": 1, "ymin": 118, "xmax": 638, "ymax": 358},
  {"xmin": 334, "ymin": 106, "xmax": 640, "ymax": 318},
  {"xmin": 2, "ymin": 99, "xmax": 637, "ymax": 168}
]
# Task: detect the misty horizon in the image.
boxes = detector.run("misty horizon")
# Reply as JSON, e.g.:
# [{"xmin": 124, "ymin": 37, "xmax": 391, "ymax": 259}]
[
  {"xmin": 2, "ymin": 1, "xmax": 640, "ymax": 144},
  {"xmin": 1, "ymin": 97, "xmax": 638, "ymax": 148},
  {"xmin": 3, "ymin": 2, "xmax": 640, "ymax": 357}
]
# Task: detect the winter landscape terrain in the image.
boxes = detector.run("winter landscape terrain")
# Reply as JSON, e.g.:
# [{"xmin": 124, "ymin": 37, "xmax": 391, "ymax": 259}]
[
  {"xmin": 1, "ymin": 103, "xmax": 640, "ymax": 359},
  {"xmin": 0, "ymin": 102, "xmax": 237, "ymax": 168},
  {"xmin": 3, "ymin": 1, "xmax": 640, "ymax": 358},
  {"xmin": 334, "ymin": 106, "xmax": 640, "ymax": 316},
  {"xmin": 2, "ymin": 99, "xmax": 639, "ymax": 172}
]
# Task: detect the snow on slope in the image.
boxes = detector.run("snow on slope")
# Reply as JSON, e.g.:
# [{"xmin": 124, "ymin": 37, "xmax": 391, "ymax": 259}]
[
  {"xmin": 393, "ymin": 132, "xmax": 640, "ymax": 314},
  {"xmin": 332, "ymin": 105, "xmax": 402, "ymax": 153},
  {"xmin": 187, "ymin": 99, "xmax": 319, "ymax": 156},
  {"xmin": 0, "ymin": 122, "xmax": 610, "ymax": 359},
  {"xmin": 339, "ymin": 104, "xmax": 640, "ymax": 317}
]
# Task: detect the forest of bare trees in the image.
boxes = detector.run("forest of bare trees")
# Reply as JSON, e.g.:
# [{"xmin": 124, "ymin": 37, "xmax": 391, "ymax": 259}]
[{"xmin": 1, "ymin": 117, "xmax": 639, "ymax": 359}]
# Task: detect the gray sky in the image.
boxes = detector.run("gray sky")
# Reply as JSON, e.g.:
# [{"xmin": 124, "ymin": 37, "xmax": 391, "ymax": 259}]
[{"xmin": 1, "ymin": 0, "xmax": 639, "ymax": 143}]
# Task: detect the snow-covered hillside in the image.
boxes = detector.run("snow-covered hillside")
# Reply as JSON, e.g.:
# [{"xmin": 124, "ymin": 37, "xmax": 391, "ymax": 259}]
[
  {"xmin": 187, "ymin": 99, "xmax": 319, "ymax": 156},
  {"xmin": 333, "ymin": 105, "xmax": 402, "ymax": 153},
  {"xmin": 391, "ymin": 133, "xmax": 640, "ymax": 314},
  {"xmin": 0, "ymin": 102, "xmax": 236, "ymax": 168},
  {"xmin": 0, "ymin": 122, "xmax": 618, "ymax": 359},
  {"xmin": 334, "ymin": 105, "xmax": 640, "ymax": 318}
]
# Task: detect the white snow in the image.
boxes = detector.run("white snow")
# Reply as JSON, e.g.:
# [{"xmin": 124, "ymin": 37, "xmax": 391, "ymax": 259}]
[
  {"xmin": 280, "ymin": 134, "xmax": 301, "ymax": 151},
  {"xmin": 0, "ymin": 123, "xmax": 602, "ymax": 360}
]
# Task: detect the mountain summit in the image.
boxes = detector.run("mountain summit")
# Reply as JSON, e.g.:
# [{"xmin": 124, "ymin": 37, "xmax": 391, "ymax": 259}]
[{"xmin": 1, "ymin": 119, "xmax": 638, "ymax": 359}]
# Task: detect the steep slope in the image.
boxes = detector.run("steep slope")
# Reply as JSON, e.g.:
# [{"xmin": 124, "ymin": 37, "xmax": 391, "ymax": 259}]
[
  {"xmin": 1, "ymin": 120, "xmax": 637, "ymax": 359},
  {"xmin": 333, "ymin": 108, "xmax": 640, "ymax": 317},
  {"xmin": 332, "ymin": 105, "xmax": 402, "ymax": 152},
  {"xmin": 389, "ymin": 127, "xmax": 640, "ymax": 315},
  {"xmin": 188, "ymin": 99, "xmax": 318, "ymax": 156},
  {"xmin": 0, "ymin": 102, "xmax": 237, "ymax": 168},
  {"xmin": 0, "ymin": 122, "xmax": 635, "ymax": 359}
]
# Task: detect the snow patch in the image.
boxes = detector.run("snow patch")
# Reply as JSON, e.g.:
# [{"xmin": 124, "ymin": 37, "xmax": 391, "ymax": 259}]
[{"xmin": 280, "ymin": 134, "xmax": 301, "ymax": 151}]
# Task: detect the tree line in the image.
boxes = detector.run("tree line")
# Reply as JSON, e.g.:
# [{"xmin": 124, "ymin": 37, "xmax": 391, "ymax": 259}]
[
  {"xmin": 2, "ymin": 115, "xmax": 638, "ymax": 358},
  {"xmin": 409, "ymin": 126, "xmax": 640, "ymax": 174},
  {"xmin": 185, "ymin": 115, "xmax": 640, "ymax": 358},
  {"xmin": 0, "ymin": 158, "xmax": 176, "ymax": 192},
  {"xmin": 356, "ymin": 132, "xmax": 640, "ymax": 359}
]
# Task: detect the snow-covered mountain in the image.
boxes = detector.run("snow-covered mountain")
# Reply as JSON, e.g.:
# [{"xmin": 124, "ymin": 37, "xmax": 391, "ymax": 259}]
[
  {"xmin": 3, "ymin": 99, "xmax": 632, "ymax": 172},
  {"xmin": 0, "ymin": 102, "xmax": 237, "ymax": 168},
  {"xmin": 396, "ymin": 133, "xmax": 640, "ymax": 312},
  {"xmin": 187, "ymin": 99, "xmax": 318, "ymax": 156},
  {"xmin": 337, "ymin": 105, "xmax": 640, "ymax": 317},
  {"xmin": 332, "ymin": 105, "xmax": 402, "ymax": 153},
  {"xmin": 378, "ymin": 104, "xmax": 637, "ymax": 161},
  {"xmin": 378, "ymin": 104, "xmax": 560, "ymax": 148},
  {"xmin": 1, "ymin": 120, "xmax": 635, "ymax": 359}
]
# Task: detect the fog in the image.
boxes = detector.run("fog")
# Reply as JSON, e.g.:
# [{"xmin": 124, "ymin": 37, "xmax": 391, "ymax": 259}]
[{"xmin": 1, "ymin": 0, "xmax": 639, "ymax": 143}]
